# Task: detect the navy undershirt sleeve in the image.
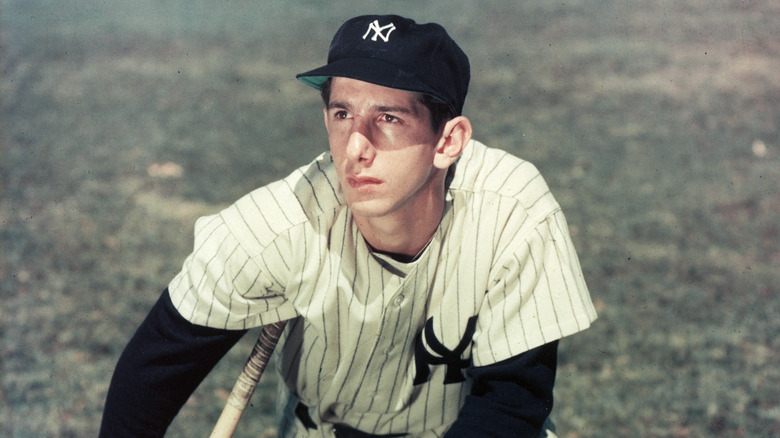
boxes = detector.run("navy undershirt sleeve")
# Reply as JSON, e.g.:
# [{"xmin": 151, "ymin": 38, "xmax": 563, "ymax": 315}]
[
  {"xmin": 99, "ymin": 289, "xmax": 248, "ymax": 437},
  {"xmin": 444, "ymin": 340, "xmax": 559, "ymax": 438}
]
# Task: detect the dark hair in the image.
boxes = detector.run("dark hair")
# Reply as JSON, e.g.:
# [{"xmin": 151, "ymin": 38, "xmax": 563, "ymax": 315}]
[{"xmin": 320, "ymin": 77, "xmax": 455, "ymax": 133}]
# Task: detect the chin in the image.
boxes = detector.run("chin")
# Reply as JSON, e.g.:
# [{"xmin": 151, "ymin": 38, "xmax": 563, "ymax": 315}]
[{"xmin": 345, "ymin": 198, "xmax": 396, "ymax": 219}]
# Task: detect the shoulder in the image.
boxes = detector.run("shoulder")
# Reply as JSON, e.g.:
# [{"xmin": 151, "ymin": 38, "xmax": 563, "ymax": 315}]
[
  {"xmin": 448, "ymin": 140, "xmax": 560, "ymax": 222},
  {"xmin": 217, "ymin": 152, "xmax": 344, "ymax": 256}
]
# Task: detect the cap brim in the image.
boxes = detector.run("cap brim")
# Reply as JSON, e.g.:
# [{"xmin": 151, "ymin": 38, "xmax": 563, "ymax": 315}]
[{"xmin": 296, "ymin": 57, "xmax": 444, "ymax": 103}]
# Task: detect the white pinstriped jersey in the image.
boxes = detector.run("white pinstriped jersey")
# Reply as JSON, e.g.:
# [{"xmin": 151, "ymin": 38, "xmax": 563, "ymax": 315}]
[{"xmin": 169, "ymin": 140, "xmax": 597, "ymax": 437}]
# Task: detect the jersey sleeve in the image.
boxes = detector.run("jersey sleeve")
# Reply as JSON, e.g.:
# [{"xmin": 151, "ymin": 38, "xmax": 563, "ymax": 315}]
[
  {"xmin": 445, "ymin": 340, "xmax": 558, "ymax": 438},
  {"xmin": 168, "ymin": 211, "xmax": 298, "ymax": 330},
  {"xmin": 471, "ymin": 209, "xmax": 597, "ymax": 366},
  {"xmin": 100, "ymin": 289, "xmax": 247, "ymax": 437}
]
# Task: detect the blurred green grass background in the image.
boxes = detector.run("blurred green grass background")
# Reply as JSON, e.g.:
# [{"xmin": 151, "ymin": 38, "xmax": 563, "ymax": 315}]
[{"xmin": 2, "ymin": 1, "xmax": 778, "ymax": 437}]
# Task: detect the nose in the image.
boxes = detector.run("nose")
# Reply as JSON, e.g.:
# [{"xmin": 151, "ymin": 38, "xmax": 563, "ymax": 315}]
[{"xmin": 346, "ymin": 120, "xmax": 376, "ymax": 164}]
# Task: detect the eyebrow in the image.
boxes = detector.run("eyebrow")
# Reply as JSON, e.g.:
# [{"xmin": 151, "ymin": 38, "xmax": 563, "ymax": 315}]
[
  {"xmin": 376, "ymin": 105, "xmax": 415, "ymax": 115},
  {"xmin": 327, "ymin": 101, "xmax": 418, "ymax": 116}
]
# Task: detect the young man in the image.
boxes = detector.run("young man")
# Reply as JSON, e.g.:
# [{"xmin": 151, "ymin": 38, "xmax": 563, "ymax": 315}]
[{"xmin": 100, "ymin": 15, "xmax": 597, "ymax": 438}]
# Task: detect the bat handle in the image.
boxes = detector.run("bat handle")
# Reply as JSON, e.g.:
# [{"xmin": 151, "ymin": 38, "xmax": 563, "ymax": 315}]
[{"xmin": 209, "ymin": 320, "xmax": 288, "ymax": 438}]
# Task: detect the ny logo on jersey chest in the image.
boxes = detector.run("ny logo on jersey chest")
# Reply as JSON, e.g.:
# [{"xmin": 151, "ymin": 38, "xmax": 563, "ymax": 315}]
[{"xmin": 413, "ymin": 316, "xmax": 478, "ymax": 385}]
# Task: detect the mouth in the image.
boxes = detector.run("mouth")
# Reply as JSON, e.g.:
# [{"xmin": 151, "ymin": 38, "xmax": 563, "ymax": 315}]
[{"xmin": 347, "ymin": 175, "xmax": 382, "ymax": 189}]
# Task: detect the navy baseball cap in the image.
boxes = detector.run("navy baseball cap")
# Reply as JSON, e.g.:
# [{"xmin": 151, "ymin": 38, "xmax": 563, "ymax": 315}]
[{"xmin": 296, "ymin": 15, "xmax": 470, "ymax": 116}]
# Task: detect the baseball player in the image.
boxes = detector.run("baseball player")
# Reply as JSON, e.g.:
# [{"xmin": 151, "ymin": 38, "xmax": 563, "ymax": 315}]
[{"xmin": 100, "ymin": 15, "xmax": 597, "ymax": 438}]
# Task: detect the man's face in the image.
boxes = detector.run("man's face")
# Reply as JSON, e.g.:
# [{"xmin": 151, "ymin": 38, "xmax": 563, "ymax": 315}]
[{"xmin": 324, "ymin": 77, "xmax": 445, "ymax": 220}]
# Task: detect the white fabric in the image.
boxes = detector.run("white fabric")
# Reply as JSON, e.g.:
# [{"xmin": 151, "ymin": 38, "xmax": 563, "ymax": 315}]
[{"xmin": 169, "ymin": 140, "xmax": 597, "ymax": 436}]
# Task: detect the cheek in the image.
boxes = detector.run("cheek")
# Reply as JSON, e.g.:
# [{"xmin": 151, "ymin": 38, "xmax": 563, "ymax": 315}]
[
  {"xmin": 329, "ymin": 145, "xmax": 352, "ymax": 182},
  {"xmin": 388, "ymin": 154, "xmax": 433, "ymax": 184},
  {"xmin": 327, "ymin": 134, "xmax": 345, "ymax": 161}
]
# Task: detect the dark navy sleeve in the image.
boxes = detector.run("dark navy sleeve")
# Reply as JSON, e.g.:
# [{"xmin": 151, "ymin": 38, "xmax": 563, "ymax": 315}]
[
  {"xmin": 444, "ymin": 340, "xmax": 559, "ymax": 438},
  {"xmin": 99, "ymin": 289, "xmax": 248, "ymax": 437}
]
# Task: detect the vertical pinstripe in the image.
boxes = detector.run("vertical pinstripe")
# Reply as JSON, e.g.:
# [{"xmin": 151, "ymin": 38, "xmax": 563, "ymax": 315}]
[{"xmin": 168, "ymin": 141, "xmax": 597, "ymax": 437}]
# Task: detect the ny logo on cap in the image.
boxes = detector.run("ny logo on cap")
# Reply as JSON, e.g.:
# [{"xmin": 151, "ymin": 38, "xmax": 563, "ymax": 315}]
[{"xmin": 362, "ymin": 20, "xmax": 396, "ymax": 42}]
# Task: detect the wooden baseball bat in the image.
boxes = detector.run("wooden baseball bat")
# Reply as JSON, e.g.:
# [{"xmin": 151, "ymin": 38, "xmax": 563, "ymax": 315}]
[{"xmin": 209, "ymin": 320, "xmax": 288, "ymax": 438}]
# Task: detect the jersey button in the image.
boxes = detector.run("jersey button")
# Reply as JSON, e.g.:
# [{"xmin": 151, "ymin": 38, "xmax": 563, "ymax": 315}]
[{"xmin": 392, "ymin": 295, "xmax": 404, "ymax": 306}]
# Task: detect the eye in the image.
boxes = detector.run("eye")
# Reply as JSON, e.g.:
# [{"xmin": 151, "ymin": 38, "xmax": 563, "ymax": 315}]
[
  {"xmin": 382, "ymin": 114, "xmax": 399, "ymax": 123},
  {"xmin": 334, "ymin": 110, "xmax": 349, "ymax": 119}
]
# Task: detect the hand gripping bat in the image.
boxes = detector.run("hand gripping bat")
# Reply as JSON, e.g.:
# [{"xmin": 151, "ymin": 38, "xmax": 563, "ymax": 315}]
[{"xmin": 209, "ymin": 320, "xmax": 288, "ymax": 438}]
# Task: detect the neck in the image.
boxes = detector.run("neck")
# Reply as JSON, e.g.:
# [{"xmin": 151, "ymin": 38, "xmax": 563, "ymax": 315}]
[{"xmin": 354, "ymin": 195, "xmax": 445, "ymax": 259}]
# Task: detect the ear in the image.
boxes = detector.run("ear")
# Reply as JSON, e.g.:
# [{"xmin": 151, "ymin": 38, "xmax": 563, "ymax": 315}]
[{"xmin": 433, "ymin": 116, "xmax": 472, "ymax": 169}]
